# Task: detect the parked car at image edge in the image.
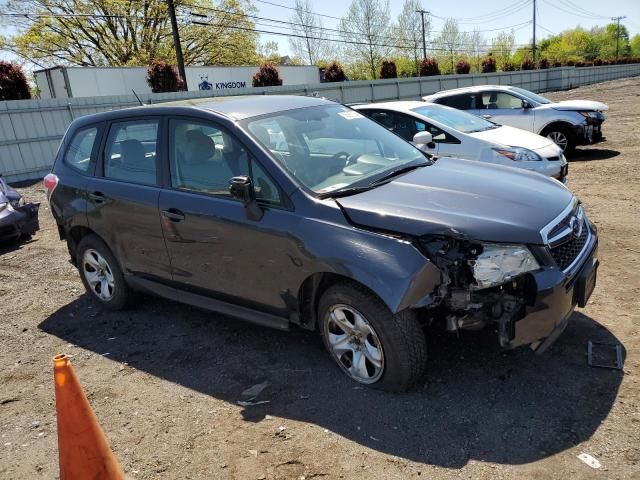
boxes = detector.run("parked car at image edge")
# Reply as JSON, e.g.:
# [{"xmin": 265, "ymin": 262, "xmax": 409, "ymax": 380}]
[
  {"xmin": 423, "ymin": 85, "xmax": 608, "ymax": 153},
  {"xmin": 45, "ymin": 96, "xmax": 599, "ymax": 392},
  {"xmin": 354, "ymin": 101, "xmax": 568, "ymax": 182},
  {"xmin": 0, "ymin": 175, "xmax": 39, "ymax": 243}
]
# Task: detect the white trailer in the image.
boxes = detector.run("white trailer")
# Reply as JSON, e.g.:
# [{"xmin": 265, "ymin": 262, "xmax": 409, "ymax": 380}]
[{"xmin": 35, "ymin": 65, "xmax": 321, "ymax": 99}]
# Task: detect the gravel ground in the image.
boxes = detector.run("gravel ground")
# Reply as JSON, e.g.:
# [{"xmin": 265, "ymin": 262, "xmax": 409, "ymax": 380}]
[{"xmin": 1, "ymin": 77, "xmax": 639, "ymax": 480}]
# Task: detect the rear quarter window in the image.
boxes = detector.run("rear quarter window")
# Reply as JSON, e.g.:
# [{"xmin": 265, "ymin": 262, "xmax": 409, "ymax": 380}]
[
  {"xmin": 438, "ymin": 94, "xmax": 475, "ymax": 110},
  {"xmin": 63, "ymin": 126, "xmax": 99, "ymax": 172}
]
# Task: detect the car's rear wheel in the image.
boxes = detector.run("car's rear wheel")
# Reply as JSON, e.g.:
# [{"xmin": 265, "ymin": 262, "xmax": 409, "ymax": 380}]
[
  {"xmin": 76, "ymin": 234, "xmax": 130, "ymax": 310},
  {"xmin": 544, "ymin": 126, "xmax": 575, "ymax": 153},
  {"xmin": 318, "ymin": 281, "xmax": 427, "ymax": 392}
]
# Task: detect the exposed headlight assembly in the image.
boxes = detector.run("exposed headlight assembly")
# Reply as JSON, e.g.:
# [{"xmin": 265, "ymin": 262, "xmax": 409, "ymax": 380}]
[
  {"xmin": 9, "ymin": 197, "xmax": 25, "ymax": 208},
  {"xmin": 579, "ymin": 111, "xmax": 600, "ymax": 119},
  {"xmin": 493, "ymin": 147, "xmax": 543, "ymax": 162},
  {"xmin": 469, "ymin": 243, "xmax": 540, "ymax": 290}
]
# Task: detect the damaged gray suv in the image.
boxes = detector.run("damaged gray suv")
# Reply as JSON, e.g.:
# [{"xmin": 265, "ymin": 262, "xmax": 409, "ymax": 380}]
[{"xmin": 46, "ymin": 96, "xmax": 598, "ymax": 392}]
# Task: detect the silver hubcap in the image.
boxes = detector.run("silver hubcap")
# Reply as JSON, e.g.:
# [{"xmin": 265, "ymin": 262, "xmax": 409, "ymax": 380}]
[
  {"xmin": 325, "ymin": 304, "xmax": 384, "ymax": 384},
  {"xmin": 82, "ymin": 249, "xmax": 115, "ymax": 301},
  {"xmin": 547, "ymin": 131, "xmax": 568, "ymax": 151}
]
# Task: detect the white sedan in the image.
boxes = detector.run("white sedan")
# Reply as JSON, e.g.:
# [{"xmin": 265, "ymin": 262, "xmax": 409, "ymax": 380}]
[{"xmin": 353, "ymin": 101, "xmax": 568, "ymax": 182}]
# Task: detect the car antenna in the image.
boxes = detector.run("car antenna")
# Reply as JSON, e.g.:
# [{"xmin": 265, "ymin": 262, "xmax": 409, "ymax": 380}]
[{"xmin": 132, "ymin": 89, "xmax": 146, "ymax": 106}]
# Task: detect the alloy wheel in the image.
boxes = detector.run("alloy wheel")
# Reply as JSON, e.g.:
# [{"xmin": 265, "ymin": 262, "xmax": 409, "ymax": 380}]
[
  {"xmin": 547, "ymin": 131, "xmax": 568, "ymax": 151},
  {"xmin": 82, "ymin": 249, "xmax": 115, "ymax": 301},
  {"xmin": 325, "ymin": 304, "xmax": 384, "ymax": 384}
]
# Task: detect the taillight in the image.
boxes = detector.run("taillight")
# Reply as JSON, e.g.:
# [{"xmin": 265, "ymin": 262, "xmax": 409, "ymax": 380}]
[{"xmin": 43, "ymin": 173, "xmax": 59, "ymax": 200}]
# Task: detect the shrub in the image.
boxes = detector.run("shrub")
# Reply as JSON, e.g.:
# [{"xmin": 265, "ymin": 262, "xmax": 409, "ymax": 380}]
[
  {"xmin": 322, "ymin": 61, "xmax": 346, "ymax": 82},
  {"xmin": 593, "ymin": 58, "xmax": 603, "ymax": 66},
  {"xmin": 455, "ymin": 59, "xmax": 471, "ymax": 74},
  {"xmin": 146, "ymin": 59, "xmax": 184, "ymax": 93},
  {"xmin": 552, "ymin": 61, "xmax": 562, "ymax": 68},
  {"xmin": 0, "ymin": 61, "xmax": 31, "ymax": 101},
  {"xmin": 521, "ymin": 58, "xmax": 536, "ymax": 70},
  {"xmin": 419, "ymin": 57, "xmax": 440, "ymax": 76},
  {"xmin": 566, "ymin": 60, "xmax": 575, "ymax": 66},
  {"xmin": 480, "ymin": 56, "xmax": 497, "ymax": 73},
  {"xmin": 502, "ymin": 62, "xmax": 516, "ymax": 72},
  {"xmin": 538, "ymin": 58, "xmax": 549, "ymax": 69},
  {"xmin": 379, "ymin": 60, "xmax": 398, "ymax": 79},
  {"xmin": 575, "ymin": 61, "xmax": 585, "ymax": 67},
  {"xmin": 252, "ymin": 62, "xmax": 283, "ymax": 87}
]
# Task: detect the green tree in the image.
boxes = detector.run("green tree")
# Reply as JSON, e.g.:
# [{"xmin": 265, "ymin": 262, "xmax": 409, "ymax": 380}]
[
  {"xmin": 490, "ymin": 31, "xmax": 515, "ymax": 71},
  {"xmin": 394, "ymin": 0, "xmax": 427, "ymax": 76},
  {"xmin": 4, "ymin": 0, "xmax": 258, "ymax": 68},
  {"xmin": 288, "ymin": 0, "xmax": 332, "ymax": 65},
  {"xmin": 339, "ymin": 0, "xmax": 393, "ymax": 79},
  {"xmin": 432, "ymin": 18, "xmax": 468, "ymax": 74},
  {"xmin": 631, "ymin": 34, "xmax": 640, "ymax": 57}
]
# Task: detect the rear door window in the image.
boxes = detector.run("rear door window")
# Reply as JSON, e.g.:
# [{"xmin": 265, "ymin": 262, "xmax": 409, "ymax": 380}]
[
  {"xmin": 103, "ymin": 120, "xmax": 159, "ymax": 185},
  {"xmin": 64, "ymin": 126, "xmax": 99, "ymax": 172},
  {"xmin": 438, "ymin": 94, "xmax": 475, "ymax": 110}
]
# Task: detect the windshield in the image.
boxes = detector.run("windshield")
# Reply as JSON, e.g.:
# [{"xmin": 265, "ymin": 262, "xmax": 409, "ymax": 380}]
[
  {"xmin": 510, "ymin": 87, "xmax": 552, "ymax": 105},
  {"xmin": 411, "ymin": 104, "xmax": 497, "ymax": 133},
  {"xmin": 244, "ymin": 104, "xmax": 427, "ymax": 195}
]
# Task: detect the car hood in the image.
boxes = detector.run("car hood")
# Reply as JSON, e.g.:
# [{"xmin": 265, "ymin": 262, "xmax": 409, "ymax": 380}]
[
  {"xmin": 469, "ymin": 125, "xmax": 559, "ymax": 153},
  {"xmin": 335, "ymin": 157, "xmax": 573, "ymax": 244},
  {"xmin": 548, "ymin": 99, "xmax": 608, "ymax": 111}
]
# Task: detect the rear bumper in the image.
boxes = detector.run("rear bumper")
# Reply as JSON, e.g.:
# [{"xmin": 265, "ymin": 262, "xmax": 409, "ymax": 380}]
[
  {"xmin": 505, "ymin": 228, "xmax": 598, "ymax": 350},
  {"xmin": 0, "ymin": 203, "xmax": 40, "ymax": 242}
]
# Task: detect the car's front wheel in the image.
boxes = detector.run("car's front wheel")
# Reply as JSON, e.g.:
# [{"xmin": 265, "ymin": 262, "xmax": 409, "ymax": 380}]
[
  {"xmin": 76, "ymin": 234, "xmax": 130, "ymax": 310},
  {"xmin": 318, "ymin": 282, "xmax": 427, "ymax": 392},
  {"xmin": 544, "ymin": 125, "xmax": 575, "ymax": 153}
]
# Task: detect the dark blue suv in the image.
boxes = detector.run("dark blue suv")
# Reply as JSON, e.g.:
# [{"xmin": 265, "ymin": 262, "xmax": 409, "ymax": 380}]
[{"xmin": 45, "ymin": 96, "xmax": 598, "ymax": 391}]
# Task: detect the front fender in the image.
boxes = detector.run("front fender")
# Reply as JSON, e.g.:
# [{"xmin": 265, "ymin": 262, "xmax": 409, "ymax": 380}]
[{"xmin": 297, "ymin": 211, "xmax": 441, "ymax": 314}]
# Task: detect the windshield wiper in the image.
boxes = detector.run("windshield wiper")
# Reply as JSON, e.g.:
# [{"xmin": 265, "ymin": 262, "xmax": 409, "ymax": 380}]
[
  {"xmin": 369, "ymin": 161, "xmax": 429, "ymax": 187},
  {"xmin": 319, "ymin": 185, "xmax": 376, "ymax": 199}
]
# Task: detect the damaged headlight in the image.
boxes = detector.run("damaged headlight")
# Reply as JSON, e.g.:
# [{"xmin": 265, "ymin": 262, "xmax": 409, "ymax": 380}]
[
  {"xmin": 469, "ymin": 243, "xmax": 540, "ymax": 290},
  {"xmin": 9, "ymin": 197, "xmax": 25, "ymax": 209},
  {"xmin": 493, "ymin": 147, "xmax": 542, "ymax": 162}
]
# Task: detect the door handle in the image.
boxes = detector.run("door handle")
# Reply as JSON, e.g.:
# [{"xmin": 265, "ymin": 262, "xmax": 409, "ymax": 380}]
[
  {"xmin": 89, "ymin": 191, "xmax": 106, "ymax": 203},
  {"xmin": 482, "ymin": 114, "xmax": 492, "ymax": 119},
  {"xmin": 162, "ymin": 208, "xmax": 185, "ymax": 222}
]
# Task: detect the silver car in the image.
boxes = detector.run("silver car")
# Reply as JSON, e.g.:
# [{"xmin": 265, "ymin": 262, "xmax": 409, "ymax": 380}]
[
  {"xmin": 354, "ymin": 101, "xmax": 568, "ymax": 182},
  {"xmin": 423, "ymin": 85, "xmax": 608, "ymax": 153}
]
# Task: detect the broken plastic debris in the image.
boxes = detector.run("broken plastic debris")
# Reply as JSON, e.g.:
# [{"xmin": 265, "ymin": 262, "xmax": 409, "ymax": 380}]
[
  {"xmin": 577, "ymin": 453, "xmax": 602, "ymax": 469},
  {"xmin": 236, "ymin": 400, "xmax": 270, "ymax": 407},
  {"xmin": 241, "ymin": 381, "xmax": 271, "ymax": 399}
]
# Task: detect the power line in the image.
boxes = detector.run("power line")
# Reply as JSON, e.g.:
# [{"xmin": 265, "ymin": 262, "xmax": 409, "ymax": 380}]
[
  {"xmin": 556, "ymin": 0, "xmax": 609, "ymax": 20},
  {"xmin": 430, "ymin": 0, "xmax": 531, "ymax": 23}
]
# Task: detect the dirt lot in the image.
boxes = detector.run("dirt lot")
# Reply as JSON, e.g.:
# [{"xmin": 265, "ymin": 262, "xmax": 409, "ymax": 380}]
[{"xmin": 1, "ymin": 77, "xmax": 639, "ymax": 480}]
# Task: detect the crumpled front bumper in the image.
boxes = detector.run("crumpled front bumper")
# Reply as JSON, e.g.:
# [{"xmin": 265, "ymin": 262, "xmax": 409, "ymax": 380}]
[
  {"xmin": 573, "ymin": 115, "xmax": 606, "ymax": 146},
  {"xmin": 0, "ymin": 203, "xmax": 40, "ymax": 242},
  {"xmin": 503, "ymin": 230, "xmax": 599, "ymax": 351}
]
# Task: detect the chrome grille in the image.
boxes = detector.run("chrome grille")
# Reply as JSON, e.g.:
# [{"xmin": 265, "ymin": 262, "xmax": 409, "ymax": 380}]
[{"xmin": 549, "ymin": 218, "xmax": 589, "ymax": 270}]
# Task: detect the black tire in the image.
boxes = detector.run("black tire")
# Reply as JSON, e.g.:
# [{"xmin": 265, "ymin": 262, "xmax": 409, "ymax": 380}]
[
  {"xmin": 542, "ymin": 125, "xmax": 576, "ymax": 154},
  {"xmin": 76, "ymin": 234, "xmax": 130, "ymax": 310},
  {"xmin": 318, "ymin": 281, "xmax": 427, "ymax": 392}
]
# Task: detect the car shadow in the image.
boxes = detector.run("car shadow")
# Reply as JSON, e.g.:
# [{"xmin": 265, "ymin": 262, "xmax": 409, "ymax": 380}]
[
  {"xmin": 0, "ymin": 235, "xmax": 38, "ymax": 256},
  {"xmin": 568, "ymin": 148, "xmax": 620, "ymax": 162},
  {"xmin": 39, "ymin": 295, "xmax": 624, "ymax": 468}
]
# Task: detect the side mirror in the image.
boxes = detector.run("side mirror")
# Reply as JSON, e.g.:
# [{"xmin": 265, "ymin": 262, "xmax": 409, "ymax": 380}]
[
  {"xmin": 413, "ymin": 131, "xmax": 436, "ymax": 149},
  {"xmin": 229, "ymin": 175, "xmax": 263, "ymax": 221},
  {"xmin": 522, "ymin": 100, "xmax": 532, "ymax": 109}
]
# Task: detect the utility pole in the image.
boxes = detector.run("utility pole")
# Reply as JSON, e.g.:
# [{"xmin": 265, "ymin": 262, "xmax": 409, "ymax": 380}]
[
  {"xmin": 612, "ymin": 16, "xmax": 627, "ymax": 60},
  {"xmin": 416, "ymin": 9, "xmax": 429, "ymax": 60},
  {"xmin": 532, "ymin": 0, "xmax": 536, "ymax": 63},
  {"xmin": 167, "ymin": 0, "xmax": 188, "ymax": 90}
]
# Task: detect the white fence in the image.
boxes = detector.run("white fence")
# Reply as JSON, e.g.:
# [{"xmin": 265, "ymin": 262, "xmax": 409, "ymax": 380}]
[{"xmin": 2, "ymin": 64, "xmax": 639, "ymax": 183}]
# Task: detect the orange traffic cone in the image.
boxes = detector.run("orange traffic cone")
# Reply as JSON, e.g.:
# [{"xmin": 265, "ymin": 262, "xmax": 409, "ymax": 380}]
[{"xmin": 53, "ymin": 354, "xmax": 125, "ymax": 480}]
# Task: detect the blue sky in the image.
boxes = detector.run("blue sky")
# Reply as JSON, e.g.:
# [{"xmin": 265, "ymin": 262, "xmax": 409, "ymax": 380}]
[
  {"xmin": 1, "ymin": 0, "xmax": 639, "ymax": 66},
  {"xmin": 255, "ymin": 0, "xmax": 640, "ymax": 56}
]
